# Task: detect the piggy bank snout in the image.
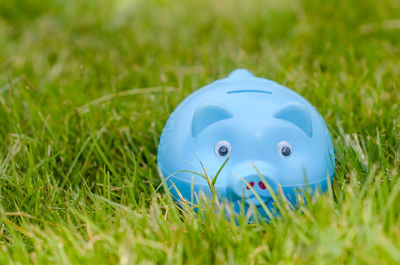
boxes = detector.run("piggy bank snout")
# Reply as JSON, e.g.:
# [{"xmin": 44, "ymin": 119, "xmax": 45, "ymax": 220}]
[{"xmin": 230, "ymin": 162, "xmax": 278, "ymax": 205}]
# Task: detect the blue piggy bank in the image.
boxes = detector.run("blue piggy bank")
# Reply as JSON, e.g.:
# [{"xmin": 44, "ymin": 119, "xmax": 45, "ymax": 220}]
[{"xmin": 157, "ymin": 69, "xmax": 335, "ymax": 218}]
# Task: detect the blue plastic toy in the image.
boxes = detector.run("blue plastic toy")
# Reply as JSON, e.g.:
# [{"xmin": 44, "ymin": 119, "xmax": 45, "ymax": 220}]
[{"xmin": 157, "ymin": 69, "xmax": 335, "ymax": 217}]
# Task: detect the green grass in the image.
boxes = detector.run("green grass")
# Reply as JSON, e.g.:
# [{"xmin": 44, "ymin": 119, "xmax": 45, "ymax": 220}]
[{"xmin": 0, "ymin": 0, "xmax": 399, "ymax": 264}]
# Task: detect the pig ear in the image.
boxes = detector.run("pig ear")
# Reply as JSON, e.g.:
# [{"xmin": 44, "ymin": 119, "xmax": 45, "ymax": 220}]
[
  {"xmin": 192, "ymin": 103, "xmax": 233, "ymax": 137},
  {"xmin": 274, "ymin": 102, "xmax": 313, "ymax": 137}
]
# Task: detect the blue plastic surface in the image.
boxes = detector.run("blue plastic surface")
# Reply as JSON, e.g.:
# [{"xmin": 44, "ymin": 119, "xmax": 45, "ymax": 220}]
[{"xmin": 157, "ymin": 69, "xmax": 335, "ymax": 218}]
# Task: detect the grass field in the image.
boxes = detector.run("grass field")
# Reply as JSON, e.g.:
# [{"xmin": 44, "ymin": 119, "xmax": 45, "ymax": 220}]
[{"xmin": 0, "ymin": 0, "xmax": 399, "ymax": 264}]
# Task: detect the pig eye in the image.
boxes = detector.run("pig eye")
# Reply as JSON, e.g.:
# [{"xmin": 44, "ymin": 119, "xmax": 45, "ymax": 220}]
[
  {"xmin": 278, "ymin": 141, "xmax": 292, "ymax": 157},
  {"xmin": 215, "ymin": 140, "xmax": 231, "ymax": 157}
]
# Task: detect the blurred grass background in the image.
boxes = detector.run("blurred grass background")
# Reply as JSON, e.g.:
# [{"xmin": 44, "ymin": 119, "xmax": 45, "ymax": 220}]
[{"xmin": 0, "ymin": 0, "xmax": 399, "ymax": 264}]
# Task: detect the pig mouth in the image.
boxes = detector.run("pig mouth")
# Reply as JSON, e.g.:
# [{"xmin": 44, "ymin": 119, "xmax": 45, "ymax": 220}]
[{"xmin": 243, "ymin": 194, "xmax": 274, "ymax": 207}]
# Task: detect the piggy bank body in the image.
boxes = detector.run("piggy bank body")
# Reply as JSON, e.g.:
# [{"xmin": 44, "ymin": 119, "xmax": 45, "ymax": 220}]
[{"xmin": 157, "ymin": 69, "xmax": 335, "ymax": 218}]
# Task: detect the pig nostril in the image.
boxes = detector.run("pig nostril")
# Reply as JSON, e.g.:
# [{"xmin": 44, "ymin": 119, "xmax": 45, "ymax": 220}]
[
  {"xmin": 258, "ymin": 181, "xmax": 266, "ymax": 190},
  {"xmin": 246, "ymin": 182, "xmax": 255, "ymax": 190}
]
